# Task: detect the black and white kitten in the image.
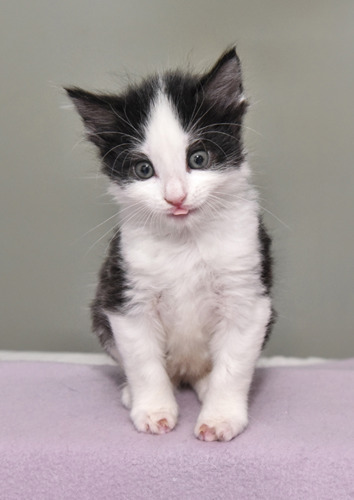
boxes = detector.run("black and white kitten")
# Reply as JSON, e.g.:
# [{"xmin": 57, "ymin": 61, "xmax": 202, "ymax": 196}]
[{"xmin": 66, "ymin": 48, "xmax": 274, "ymax": 442}]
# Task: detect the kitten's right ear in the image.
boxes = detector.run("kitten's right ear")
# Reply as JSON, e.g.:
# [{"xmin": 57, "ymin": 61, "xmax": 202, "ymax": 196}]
[{"xmin": 65, "ymin": 87, "xmax": 119, "ymax": 145}]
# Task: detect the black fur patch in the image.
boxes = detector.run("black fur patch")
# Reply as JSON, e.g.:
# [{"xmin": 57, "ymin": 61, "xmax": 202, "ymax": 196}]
[
  {"xmin": 258, "ymin": 217, "xmax": 276, "ymax": 347},
  {"xmin": 91, "ymin": 230, "xmax": 129, "ymax": 350},
  {"xmin": 258, "ymin": 218, "xmax": 273, "ymax": 294}
]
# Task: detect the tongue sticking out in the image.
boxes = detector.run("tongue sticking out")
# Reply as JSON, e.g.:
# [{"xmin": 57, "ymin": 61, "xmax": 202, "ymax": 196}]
[{"xmin": 172, "ymin": 207, "xmax": 189, "ymax": 216}]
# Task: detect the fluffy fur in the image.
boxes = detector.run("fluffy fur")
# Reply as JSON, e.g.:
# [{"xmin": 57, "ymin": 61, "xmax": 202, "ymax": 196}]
[{"xmin": 66, "ymin": 48, "xmax": 274, "ymax": 441}]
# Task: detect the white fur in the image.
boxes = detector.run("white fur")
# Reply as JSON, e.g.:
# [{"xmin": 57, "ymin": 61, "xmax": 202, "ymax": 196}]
[{"xmin": 106, "ymin": 91, "xmax": 271, "ymax": 441}]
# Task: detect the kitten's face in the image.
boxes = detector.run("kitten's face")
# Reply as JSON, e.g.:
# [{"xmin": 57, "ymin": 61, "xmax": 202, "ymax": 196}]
[{"xmin": 67, "ymin": 48, "xmax": 248, "ymax": 233}]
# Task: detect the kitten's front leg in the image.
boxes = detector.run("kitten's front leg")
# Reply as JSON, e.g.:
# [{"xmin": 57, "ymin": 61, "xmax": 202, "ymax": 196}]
[
  {"xmin": 195, "ymin": 296, "xmax": 271, "ymax": 442},
  {"xmin": 107, "ymin": 312, "xmax": 178, "ymax": 434}
]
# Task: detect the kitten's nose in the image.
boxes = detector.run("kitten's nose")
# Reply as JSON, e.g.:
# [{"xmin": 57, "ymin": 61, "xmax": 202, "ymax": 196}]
[
  {"xmin": 164, "ymin": 179, "xmax": 187, "ymax": 207},
  {"xmin": 164, "ymin": 193, "xmax": 187, "ymax": 207}
]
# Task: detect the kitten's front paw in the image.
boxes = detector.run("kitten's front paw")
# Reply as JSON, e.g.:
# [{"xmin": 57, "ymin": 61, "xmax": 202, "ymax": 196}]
[
  {"xmin": 131, "ymin": 407, "xmax": 178, "ymax": 435},
  {"xmin": 194, "ymin": 414, "xmax": 248, "ymax": 442}
]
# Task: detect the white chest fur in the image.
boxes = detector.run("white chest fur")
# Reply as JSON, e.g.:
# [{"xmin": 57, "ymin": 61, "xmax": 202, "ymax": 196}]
[{"xmin": 119, "ymin": 196, "xmax": 263, "ymax": 384}]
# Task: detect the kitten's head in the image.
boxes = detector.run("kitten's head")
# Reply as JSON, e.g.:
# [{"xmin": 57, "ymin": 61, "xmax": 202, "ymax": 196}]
[{"xmin": 66, "ymin": 48, "xmax": 250, "ymax": 233}]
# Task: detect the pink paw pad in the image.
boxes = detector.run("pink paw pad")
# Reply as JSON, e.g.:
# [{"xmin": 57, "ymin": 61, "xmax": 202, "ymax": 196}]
[
  {"xmin": 198, "ymin": 424, "xmax": 217, "ymax": 442},
  {"xmin": 145, "ymin": 418, "xmax": 171, "ymax": 434},
  {"xmin": 157, "ymin": 418, "xmax": 171, "ymax": 433}
]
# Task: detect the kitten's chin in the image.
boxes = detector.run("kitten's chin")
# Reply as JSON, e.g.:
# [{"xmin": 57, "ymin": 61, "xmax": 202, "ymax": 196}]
[{"xmin": 164, "ymin": 209, "xmax": 208, "ymax": 234}]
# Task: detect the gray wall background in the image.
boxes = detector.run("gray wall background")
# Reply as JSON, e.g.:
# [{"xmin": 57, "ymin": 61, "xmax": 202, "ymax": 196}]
[{"xmin": 1, "ymin": 0, "xmax": 353, "ymax": 357}]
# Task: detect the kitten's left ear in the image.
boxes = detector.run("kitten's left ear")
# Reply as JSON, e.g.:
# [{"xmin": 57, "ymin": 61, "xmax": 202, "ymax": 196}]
[{"xmin": 199, "ymin": 47, "xmax": 247, "ymax": 112}]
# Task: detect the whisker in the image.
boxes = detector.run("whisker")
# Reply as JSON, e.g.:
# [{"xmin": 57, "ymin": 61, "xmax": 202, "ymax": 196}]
[
  {"xmin": 197, "ymin": 137, "xmax": 226, "ymax": 157},
  {"xmin": 109, "ymin": 148, "xmax": 131, "ymax": 176},
  {"xmin": 196, "ymin": 122, "xmax": 262, "ymax": 138},
  {"xmin": 117, "ymin": 200, "xmax": 145, "ymax": 216},
  {"xmin": 189, "ymin": 100, "xmax": 217, "ymax": 134},
  {"xmin": 89, "ymin": 130, "xmax": 139, "ymax": 142},
  {"xmin": 84, "ymin": 224, "xmax": 118, "ymax": 257},
  {"xmin": 256, "ymin": 205, "xmax": 291, "ymax": 230},
  {"xmin": 207, "ymin": 194, "xmax": 235, "ymax": 212},
  {"xmin": 212, "ymin": 190, "xmax": 291, "ymax": 229},
  {"xmin": 71, "ymin": 136, "xmax": 88, "ymax": 151},
  {"xmin": 123, "ymin": 103, "xmax": 144, "ymax": 140},
  {"xmin": 102, "ymin": 225, "xmax": 122, "ymax": 258},
  {"xmin": 83, "ymin": 204, "xmax": 145, "ymax": 257},
  {"xmin": 188, "ymin": 87, "xmax": 206, "ymax": 131},
  {"xmin": 101, "ymin": 205, "xmax": 151, "ymax": 258},
  {"xmin": 77, "ymin": 210, "xmax": 120, "ymax": 241},
  {"xmin": 118, "ymin": 205, "xmax": 148, "ymax": 231},
  {"xmin": 101, "ymin": 142, "xmax": 132, "ymax": 162}
]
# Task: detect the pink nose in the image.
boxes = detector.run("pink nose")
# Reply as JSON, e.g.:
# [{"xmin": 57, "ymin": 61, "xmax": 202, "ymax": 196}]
[{"xmin": 164, "ymin": 193, "xmax": 187, "ymax": 207}]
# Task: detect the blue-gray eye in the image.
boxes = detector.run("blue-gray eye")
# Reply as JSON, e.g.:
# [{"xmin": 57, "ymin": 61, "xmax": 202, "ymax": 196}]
[
  {"xmin": 188, "ymin": 150, "xmax": 209, "ymax": 169},
  {"xmin": 134, "ymin": 161, "xmax": 155, "ymax": 179}
]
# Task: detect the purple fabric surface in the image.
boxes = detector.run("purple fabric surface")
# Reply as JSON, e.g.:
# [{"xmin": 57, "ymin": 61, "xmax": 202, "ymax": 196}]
[{"xmin": 1, "ymin": 360, "xmax": 354, "ymax": 500}]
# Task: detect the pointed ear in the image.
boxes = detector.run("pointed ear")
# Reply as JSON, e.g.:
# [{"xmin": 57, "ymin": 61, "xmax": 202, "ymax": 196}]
[
  {"xmin": 199, "ymin": 47, "xmax": 247, "ymax": 112},
  {"xmin": 65, "ymin": 87, "xmax": 120, "ymax": 143}
]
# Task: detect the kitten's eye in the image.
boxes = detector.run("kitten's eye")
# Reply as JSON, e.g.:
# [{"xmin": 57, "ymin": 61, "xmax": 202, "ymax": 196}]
[
  {"xmin": 134, "ymin": 161, "xmax": 155, "ymax": 180},
  {"xmin": 188, "ymin": 150, "xmax": 209, "ymax": 170}
]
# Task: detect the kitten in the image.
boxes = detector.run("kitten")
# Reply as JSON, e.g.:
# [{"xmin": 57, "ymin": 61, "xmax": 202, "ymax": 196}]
[{"xmin": 66, "ymin": 47, "xmax": 274, "ymax": 442}]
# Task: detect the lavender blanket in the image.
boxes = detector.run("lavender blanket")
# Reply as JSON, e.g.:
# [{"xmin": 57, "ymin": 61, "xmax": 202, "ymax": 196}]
[{"xmin": 1, "ymin": 359, "xmax": 354, "ymax": 499}]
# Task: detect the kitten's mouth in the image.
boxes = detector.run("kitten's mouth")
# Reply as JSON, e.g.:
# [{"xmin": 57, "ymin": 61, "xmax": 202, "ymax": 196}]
[
  {"xmin": 168, "ymin": 206, "xmax": 193, "ymax": 217},
  {"xmin": 172, "ymin": 207, "xmax": 189, "ymax": 216}
]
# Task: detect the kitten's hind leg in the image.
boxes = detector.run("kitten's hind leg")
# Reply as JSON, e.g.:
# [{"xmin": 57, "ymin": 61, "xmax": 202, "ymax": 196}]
[
  {"xmin": 107, "ymin": 312, "xmax": 178, "ymax": 435},
  {"xmin": 192, "ymin": 374, "xmax": 210, "ymax": 403},
  {"xmin": 121, "ymin": 384, "xmax": 132, "ymax": 409}
]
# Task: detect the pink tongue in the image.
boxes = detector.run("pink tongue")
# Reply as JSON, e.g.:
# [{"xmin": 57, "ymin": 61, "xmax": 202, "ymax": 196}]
[{"xmin": 173, "ymin": 207, "xmax": 189, "ymax": 216}]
